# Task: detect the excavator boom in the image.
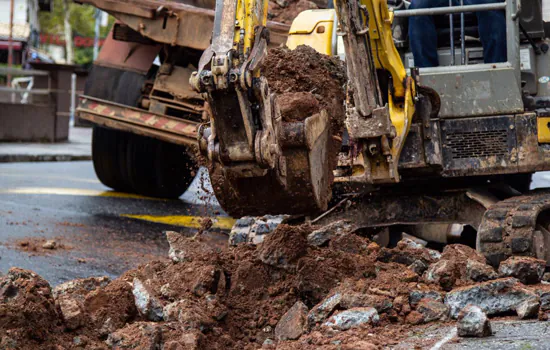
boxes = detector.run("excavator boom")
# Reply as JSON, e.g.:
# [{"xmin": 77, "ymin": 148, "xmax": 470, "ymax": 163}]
[{"xmin": 192, "ymin": 0, "xmax": 416, "ymax": 216}]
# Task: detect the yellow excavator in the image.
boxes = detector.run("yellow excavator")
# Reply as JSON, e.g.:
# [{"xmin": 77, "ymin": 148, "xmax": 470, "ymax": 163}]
[{"xmin": 78, "ymin": 0, "xmax": 550, "ymax": 267}]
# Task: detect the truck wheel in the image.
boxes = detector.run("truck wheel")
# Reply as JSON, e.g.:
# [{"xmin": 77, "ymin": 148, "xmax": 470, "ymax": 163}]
[
  {"xmin": 92, "ymin": 126, "xmax": 131, "ymax": 192},
  {"xmin": 87, "ymin": 64, "xmax": 198, "ymax": 198},
  {"xmin": 125, "ymin": 133, "xmax": 197, "ymax": 199}
]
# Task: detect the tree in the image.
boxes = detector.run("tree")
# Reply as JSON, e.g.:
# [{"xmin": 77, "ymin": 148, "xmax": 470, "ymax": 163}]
[{"xmin": 39, "ymin": 0, "xmax": 114, "ymax": 65}]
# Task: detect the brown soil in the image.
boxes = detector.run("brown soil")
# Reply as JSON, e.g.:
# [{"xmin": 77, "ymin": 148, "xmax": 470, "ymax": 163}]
[
  {"xmin": 264, "ymin": 45, "xmax": 347, "ymax": 134},
  {"xmin": 268, "ymin": 0, "xmax": 321, "ymax": 24},
  {"xmin": 4, "ymin": 224, "xmax": 534, "ymax": 349},
  {"xmin": 9, "ymin": 236, "xmax": 72, "ymax": 255}
]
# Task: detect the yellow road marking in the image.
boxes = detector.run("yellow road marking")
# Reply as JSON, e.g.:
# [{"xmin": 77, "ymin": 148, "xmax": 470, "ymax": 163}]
[
  {"xmin": 121, "ymin": 214, "xmax": 236, "ymax": 230},
  {"xmin": 0, "ymin": 187, "xmax": 161, "ymax": 200},
  {"xmin": 0, "ymin": 173, "xmax": 100, "ymax": 184}
]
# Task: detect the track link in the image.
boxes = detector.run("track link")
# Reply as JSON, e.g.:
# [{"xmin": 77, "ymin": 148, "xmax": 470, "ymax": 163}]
[{"xmin": 478, "ymin": 190, "xmax": 550, "ymax": 267}]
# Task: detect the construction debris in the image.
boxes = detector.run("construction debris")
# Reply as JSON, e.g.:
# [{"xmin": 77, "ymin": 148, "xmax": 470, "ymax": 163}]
[
  {"xmin": 1, "ymin": 221, "xmax": 550, "ymax": 348},
  {"xmin": 457, "ymin": 305, "xmax": 492, "ymax": 338}
]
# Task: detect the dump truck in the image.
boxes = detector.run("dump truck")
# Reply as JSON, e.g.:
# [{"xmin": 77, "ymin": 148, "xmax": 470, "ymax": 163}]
[{"xmin": 78, "ymin": 0, "xmax": 550, "ymax": 267}]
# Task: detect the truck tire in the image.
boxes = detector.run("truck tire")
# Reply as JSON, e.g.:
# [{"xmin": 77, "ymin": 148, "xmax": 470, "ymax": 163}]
[
  {"xmin": 87, "ymin": 64, "xmax": 197, "ymax": 198},
  {"xmin": 125, "ymin": 133, "xmax": 196, "ymax": 199},
  {"xmin": 92, "ymin": 126, "xmax": 131, "ymax": 192}
]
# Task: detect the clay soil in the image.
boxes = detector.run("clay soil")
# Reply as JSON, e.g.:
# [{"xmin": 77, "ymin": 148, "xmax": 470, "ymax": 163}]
[
  {"xmin": 268, "ymin": 0, "xmax": 325, "ymax": 24},
  {"xmin": 1, "ymin": 222, "xmax": 528, "ymax": 350}
]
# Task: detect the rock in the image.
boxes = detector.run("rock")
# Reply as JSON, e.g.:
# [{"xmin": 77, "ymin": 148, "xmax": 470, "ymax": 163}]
[
  {"xmin": 0, "ymin": 268, "xmax": 60, "ymax": 341},
  {"xmin": 132, "ymin": 278, "xmax": 163, "ymax": 321},
  {"xmin": 307, "ymin": 220, "xmax": 357, "ymax": 247},
  {"xmin": 106, "ymin": 322, "xmax": 161, "ymax": 349},
  {"xmin": 466, "ymin": 260, "xmax": 498, "ymax": 282},
  {"xmin": 392, "ymin": 295, "xmax": 409, "ymax": 313},
  {"xmin": 163, "ymin": 299, "xmax": 214, "ymax": 331},
  {"xmin": 229, "ymin": 215, "xmax": 289, "ymax": 246},
  {"xmin": 42, "ymin": 240, "xmax": 57, "ymax": 250},
  {"xmin": 405, "ymin": 310, "xmax": 424, "ymax": 325},
  {"xmin": 415, "ymin": 298, "xmax": 449, "ymax": 323},
  {"xmin": 324, "ymin": 307, "xmax": 379, "ymax": 330},
  {"xmin": 441, "ymin": 244, "xmax": 486, "ymax": 263},
  {"xmin": 377, "ymin": 238, "xmax": 440, "ymax": 269},
  {"xmin": 515, "ymin": 298, "xmax": 540, "ymax": 319},
  {"xmin": 409, "ymin": 290, "xmax": 444, "ymax": 308},
  {"xmin": 307, "ymin": 293, "xmax": 342, "ymax": 326},
  {"xmin": 408, "ymin": 260, "xmax": 429, "ymax": 275},
  {"xmin": 542, "ymin": 272, "xmax": 550, "ymax": 283},
  {"xmin": 161, "ymin": 326, "xmax": 205, "ymax": 350},
  {"xmin": 53, "ymin": 276, "xmax": 110, "ymax": 299},
  {"xmin": 329, "ymin": 233, "xmax": 371, "ymax": 255},
  {"xmin": 58, "ymin": 296, "xmax": 85, "ymax": 330},
  {"xmin": 498, "ymin": 256, "xmax": 546, "ymax": 285},
  {"xmin": 457, "ymin": 305, "xmax": 492, "ymax": 337},
  {"xmin": 539, "ymin": 289, "xmax": 550, "ymax": 311},
  {"xmin": 191, "ymin": 265, "xmax": 221, "ymax": 297},
  {"xmin": 423, "ymin": 259, "xmax": 457, "ymax": 291},
  {"xmin": 340, "ymin": 293, "xmax": 393, "ymax": 313},
  {"xmin": 262, "ymin": 338, "xmax": 275, "ymax": 348},
  {"xmin": 258, "ymin": 224, "xmax": 308, "ymax": 269},
  {"xmin": 398, "ymin": 237, "xmax": 426, "ymax": 250},
  {"xmin": 445, "ymin": 278, "xmax": 539, "ymax": 318},
  {"xmin": 165, "ymin": 231, "xmax": 216, "ymax": 263},
  {"xmin": 275, "ymin": 301, "xmax": 308, "ymax": 340}
]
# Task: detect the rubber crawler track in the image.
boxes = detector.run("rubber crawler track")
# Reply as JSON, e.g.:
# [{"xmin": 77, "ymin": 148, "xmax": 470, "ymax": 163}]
[{"xmin": 478, "ymin": 190, "xmax": 550, "ymax": 267}]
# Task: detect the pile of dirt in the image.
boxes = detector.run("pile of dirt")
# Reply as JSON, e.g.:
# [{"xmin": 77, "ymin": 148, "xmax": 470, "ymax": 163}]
[
  {"xmin": 264, "ymin": 45, "xmax": 347, "ymax": 131},
  {"xmin": 268, "ymin": 0, "xmax": 326, "ymax": 24},
  {"xmin": 2, "ymin": 222, "xmax": 549, "ymax": 349}
]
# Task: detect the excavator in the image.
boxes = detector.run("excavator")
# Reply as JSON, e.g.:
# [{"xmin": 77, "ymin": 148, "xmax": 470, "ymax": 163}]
[{"xmin": 77, "ymin": 0, "xmax": 550, "ymax": 267}]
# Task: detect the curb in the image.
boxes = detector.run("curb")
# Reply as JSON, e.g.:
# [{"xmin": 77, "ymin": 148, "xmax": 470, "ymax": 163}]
[{"xmin": 0, "ymin": 155, "xmax": 92, "ymax": 163}]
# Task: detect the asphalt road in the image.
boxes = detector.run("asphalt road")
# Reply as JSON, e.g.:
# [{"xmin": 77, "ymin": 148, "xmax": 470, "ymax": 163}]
[
  {"xmin": 0, "ymin": 161, "xmax": 230, "ymax": 286},
  {"xmin": 2, "ymin": 161, "xmax": 550, "ymax": 287}
]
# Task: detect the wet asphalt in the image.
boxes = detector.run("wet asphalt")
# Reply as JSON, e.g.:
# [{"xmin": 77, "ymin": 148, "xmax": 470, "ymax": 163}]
[{"xmin": 0, "ymin": 161, "xmax": 227, "ymax": 286}]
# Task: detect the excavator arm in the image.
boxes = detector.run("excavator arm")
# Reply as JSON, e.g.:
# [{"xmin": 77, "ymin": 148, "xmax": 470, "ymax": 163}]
[{"xmin": 191, "ymin": 0, "xmax": 416, "ymax": 216}]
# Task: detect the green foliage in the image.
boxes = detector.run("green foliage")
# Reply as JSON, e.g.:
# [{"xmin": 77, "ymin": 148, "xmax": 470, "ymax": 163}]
[
  {"xmin": 39, "ymin": 0, "xmax": 114, "ymax": 37},
  {"xmin": 39, "ymin": 0, "xmax": 115, "ymax": 64}
]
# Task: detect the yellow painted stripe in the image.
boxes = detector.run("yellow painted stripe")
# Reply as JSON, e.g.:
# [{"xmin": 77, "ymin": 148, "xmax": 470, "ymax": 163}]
[
  {"xmin": 0, "ymin": 187, "xmax": 161, "ymax": 200},
  {"xmin": 0, "ymin": 173, "xmax": 101, "ymax": 184},
  {"xmin": 122, "ymin": 214, "xmax": 236, "ymax": 230}
]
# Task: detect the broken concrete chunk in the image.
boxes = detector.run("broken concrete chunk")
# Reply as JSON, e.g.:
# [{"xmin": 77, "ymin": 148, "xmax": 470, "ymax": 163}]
[
  {"xmin": 409, "ymin": 290, "xmax": 444, "ymax": 308},
  {"xmin": 229, "ymin": 215, "xmax": 289, "ymax": 246},
  {"xmin": 415, "ymin": 298, "xmax": 449, "ymax": 323},
  {"xmin": 445, "ymin": 278, "xmax": 538, "ymax": 318},
  {"xmin": 58, "ymin": 296, "xmax": 85, "ymax": 330},
  {"xmin": 423, "ymin": 259, "xmax": 457, "ymax": 291},
  {"xmin": 132, "ymin": 278, "xmax": 163, "ymax": 322},
  {"xmin": 498, "ymin": 256, "xmax": 546, "ymax": 285},
  {"xmin": 457, "ymin": 305, "xmax": 492, "ymax": 338},
  {"xmin": 408, "ymin": 260, "xmax": 429, "ymax": 275},
  {"xmin": 324, "ymin": 307, "xmax": 379, "ymax": 330},
  {"xmin": 539, "ymin": 290, "xmax": 550, "ymax": 311},
  {"xmin": 515, "ymin": 298, "xmax": 540, "ymax": 319},
  {"xmin": 441, "ymin": 244, "xmax": 486, "ymax": 263},
  {"xmin": 163, "ymin": 300, "xmax": 214, "ymax": 331},
  {"xmin": 307, "ymin": 293, "xmax": 342, "ymax": 327},
  {"xmin": 307, "ymin": 220, "xmax": 357, "ymax": 247},
  {"xmin": 275, "ymin": 301, "xmax": 308, "ymax": 341},
  {"xmin": 42, "ymin": 240, "xmax": 57, "ymax": 250},
  {"xmin": 106, "ymin": 322, "xmax": 161, "ymax": 349},
  {"xmin": 165, "ymin": 231, "xmax": 215, "ymax": 263},
  {"xmin": 53, "ymin": 276, "xmax": 110, "ymax": 299},
  {"xmin": 397, "ymin": 237, "xmax": 426, "ymax": 250},
  {"xmin": 466, "ymin": 260, "xmax": 498, "ymax": 282},
  {"xmin": 340, "ymin": 293, "xmax": 393, "ymax": 313}
]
